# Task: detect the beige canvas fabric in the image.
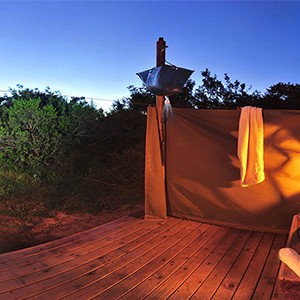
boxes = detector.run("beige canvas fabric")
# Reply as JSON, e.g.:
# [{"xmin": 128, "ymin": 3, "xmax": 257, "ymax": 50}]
[
  {"xmin": 144, "ymin": 106, "xmax": 167, "ymax": 219},
  {"xmin": 145, "ymin": 107, "xmax": 300, "ymax": 232}
]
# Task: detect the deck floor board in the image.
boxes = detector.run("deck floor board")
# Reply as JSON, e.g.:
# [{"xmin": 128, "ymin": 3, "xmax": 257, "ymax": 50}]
[{"xmin": 0, "ymin": 216, "xmax": 287, "ymax": 300}]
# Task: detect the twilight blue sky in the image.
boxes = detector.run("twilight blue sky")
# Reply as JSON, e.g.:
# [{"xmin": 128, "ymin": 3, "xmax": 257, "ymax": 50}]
[{"xmin": 1, "ymin": 0, "xmax": 299, "ymax": 111}]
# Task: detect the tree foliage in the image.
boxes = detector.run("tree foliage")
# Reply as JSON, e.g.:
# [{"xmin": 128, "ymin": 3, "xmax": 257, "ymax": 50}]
[
  {"xmin": 118, "ymin": 68, "xmax": 300, "ymax": 111},
  {"xmin": 0, "ymin": 86, "xmax": 104, "ymax": 196},
  {"xmin": 262, "ymin": 82, "xmax": 300, "ymax": 109},
  {"xmin": 111, "ymin": 85, "xmax": 155, "ymax": 114},
  {"xmin": 0, "ymin": 85, "xmax": 147, "ymax": 209},
  {"xmin": 169, "ymin": 79, "xmax": 196, "ymax": 108},
  {"xmin": 0, "ymin": 98, "xmax": 68, "ymax": 175},
  {"xmin": 193, "ymin": 69, "xmax": 261, "ymax": 108},
  {"xmin": 0, "ymin": 69, "xmax": 299, "ymax": 209}
]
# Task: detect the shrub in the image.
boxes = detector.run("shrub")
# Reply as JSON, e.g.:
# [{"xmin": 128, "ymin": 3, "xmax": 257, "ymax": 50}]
[{"xmin": 0, "ymin": 98, "xmax": 69, "ymax": 177}]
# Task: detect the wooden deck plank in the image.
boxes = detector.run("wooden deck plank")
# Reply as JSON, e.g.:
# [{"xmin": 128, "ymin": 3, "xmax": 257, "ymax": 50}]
[
  {"xmin": 0, "ymin": 216, "xmax": 288, "ymax": 300},
  {"xmin": 122, "ymin": 225, "xmax": 229, "ymax": 300},
  {"xmin": 0, "ymin": 217, "xmax": 160, "ymax": 282},
  {"xmin": 95, "ymin": 223, "xmax": 213, "ymax": 300},
  {"xmin": 232, "ymin": 232, "xmax": 275, "ymax": 299},
  {"xmin": 211, "ymin": 230, "xmax": 264, "ymax": 300},
  {"xmin": 0, "ymin": 216, "xmax": 137, "ymax": 264},
  {"xmin": 0, "ymin": 219, "xmax": 162, "ymax": 293},
  {"xmin": 11, "ymin": 217, "xmax": 145, "ymax": 267},
  {"xmin": 143, "ymin": 228, "xmax": 241, "ymax": 299},
  {"xmin": 190, "ymin": 229, "xmax": 252, "ymax": 299},
  {"xmin": 0, "ymin": 219, "xmax": 180, "ymax": 295},
  {"xmin": 59, "ymin": 220, "xmax": 199, "ymax": 300},
  {"xmin": 0, "ymin": 216, "xmax": 143, "ymax": 270},
  {"xmin": 252, "ymin": 233, "xmax": 287, "ymax": 300},
  {"xmin": 1, "ymin": 218, "xmax": 187, "ymax": 299}
]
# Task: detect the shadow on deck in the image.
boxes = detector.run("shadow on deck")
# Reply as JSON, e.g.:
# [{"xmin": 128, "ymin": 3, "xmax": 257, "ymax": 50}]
[{"xmin": 0, "ymin": 215, "xmax": 287, "ymax": 299}]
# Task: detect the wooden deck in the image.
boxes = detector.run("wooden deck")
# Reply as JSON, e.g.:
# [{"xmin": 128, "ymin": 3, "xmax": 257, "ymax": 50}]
[{"xmin": 0, "ymin": 215, "xmax": 287, "ymax": 300}]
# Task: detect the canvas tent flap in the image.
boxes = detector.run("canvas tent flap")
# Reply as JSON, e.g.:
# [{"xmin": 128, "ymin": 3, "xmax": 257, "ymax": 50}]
[
  {"xmin": 157, "ymin": 108, "xmax": 300, "ymax": 233},
  {"xmin": 144, "ymin": 106, "xmax": 167, "ymax": 219}
]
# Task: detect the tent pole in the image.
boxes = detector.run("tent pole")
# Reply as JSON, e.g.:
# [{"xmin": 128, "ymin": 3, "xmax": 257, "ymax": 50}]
[{"xmin": 156, "ymin": 37, "xmax": 166, "ymax": 164}]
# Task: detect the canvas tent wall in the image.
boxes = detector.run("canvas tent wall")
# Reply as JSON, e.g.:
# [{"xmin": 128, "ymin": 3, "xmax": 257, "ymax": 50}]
[{"xmin": 145, "ymin": 106, "xmax": 300, "ymax": 233}]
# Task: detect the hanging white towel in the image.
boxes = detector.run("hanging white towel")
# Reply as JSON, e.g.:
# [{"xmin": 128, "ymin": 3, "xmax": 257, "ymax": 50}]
[{"xmin": 238, "ymin": 106, "xmax": 265, "ymax": 187}]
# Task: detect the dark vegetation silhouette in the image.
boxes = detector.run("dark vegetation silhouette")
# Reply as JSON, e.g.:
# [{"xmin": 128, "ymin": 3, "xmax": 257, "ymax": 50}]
[
  {"xmin": 114, "ymin": 69, "xmax": 300, "ymax": 111},
  {"xmin": 0, "ymin": 70, "xmax": 299, "ymax": 215}
]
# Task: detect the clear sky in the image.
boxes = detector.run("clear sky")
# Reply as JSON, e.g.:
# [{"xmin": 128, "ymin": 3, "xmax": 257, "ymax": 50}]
[{"xmin": 1, "ymin": 0, "xmax": 299, "ymax": 111}]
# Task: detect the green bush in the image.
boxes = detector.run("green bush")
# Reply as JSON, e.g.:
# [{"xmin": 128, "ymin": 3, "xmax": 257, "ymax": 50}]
[
  {"xmin": 0, "ymin": 94, "xmax": 104, "ymax": 198},
  {"xmin": 0, "ymin": 85, "xmax": 146, "ymax": 214},
  {"xmin": 0, "ymin": 98, "xmax": 69, "ymax": 177}
]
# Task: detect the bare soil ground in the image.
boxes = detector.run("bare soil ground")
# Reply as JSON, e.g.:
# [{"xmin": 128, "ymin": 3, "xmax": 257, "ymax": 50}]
[{"xmin": 0, "ymin": 203, "xmax": 144, "ymax": 254}]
